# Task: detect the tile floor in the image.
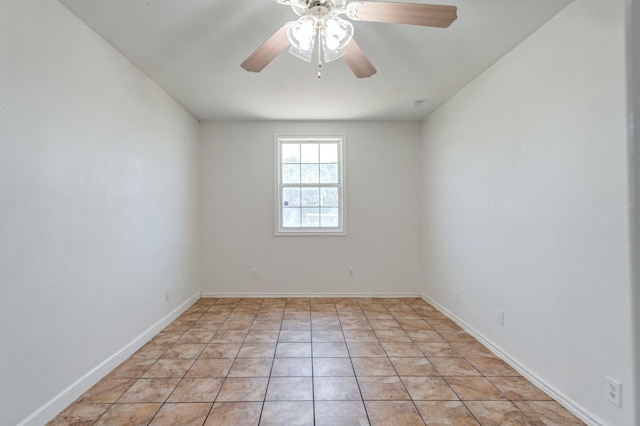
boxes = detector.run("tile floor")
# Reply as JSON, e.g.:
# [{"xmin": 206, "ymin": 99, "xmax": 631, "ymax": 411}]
[{"xmin": 49, "ymin": 297, "xmax": 585, "ymax": 425}]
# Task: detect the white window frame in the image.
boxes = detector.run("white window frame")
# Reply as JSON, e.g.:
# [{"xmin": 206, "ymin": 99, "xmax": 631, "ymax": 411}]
[{"xmin": 275, "ymin": 135, "xmax": 346, "ymax": 236}]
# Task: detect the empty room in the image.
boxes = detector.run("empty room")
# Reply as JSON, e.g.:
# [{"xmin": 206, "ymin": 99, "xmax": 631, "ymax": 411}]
[{"xmin": 1, "ymin": 0, "xmax": 638, "ymax": 425}]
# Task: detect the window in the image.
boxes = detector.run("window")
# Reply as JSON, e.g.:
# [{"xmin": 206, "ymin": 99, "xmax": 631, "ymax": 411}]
[{"xmin": 275, "ymin": 135, "xmax": 345, "ymax": 235}]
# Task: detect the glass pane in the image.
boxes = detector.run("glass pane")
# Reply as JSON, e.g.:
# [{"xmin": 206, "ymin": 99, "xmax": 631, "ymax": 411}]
[
  {"xmin": 282, "ymin": 143, "xmax": 300, "ymax": 163},
  {"xmin": 302, "ymin": 208, "xmax": 320, "ymax": 227},
  {"xmin": 320, "ymin": 143, "xmax": 338, "ymax": 163},
  {"xmin": 320, "ymin": 164, "xmax": 338, "ymax": 183},
  {"xmin": 282, "ymin": 187, "xmax": 301, "ymax": 207},
  {"xmin": 320, "ymin": 187, "xmax": 338, "ymax": 207},
  {"xmin": 301, "ymin": 164, "xmax": 319, "ymax": 183},
  {"xmin": 283, "ymin": 208, "xmax": 301, "ymax": 227},
  {"xmin": 301, "ymin": 143, "xmax": 319, "ymax": 163},
  {"xmin": 320, "ymin": 208, "xmax": 339, "ymax": 227},
  {"xmin": 301, "ymin": 187, "xmax": 319, "ymax": 207},
  {"xmin": 282, "ymin": 164, "xmax": 300, "ymax": 184}
]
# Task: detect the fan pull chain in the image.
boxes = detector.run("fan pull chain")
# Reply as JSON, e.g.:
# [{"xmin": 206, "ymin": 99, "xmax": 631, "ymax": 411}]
[{"xmin": 317, "ymin": 23, "xmax": 322, "ymax": 78}]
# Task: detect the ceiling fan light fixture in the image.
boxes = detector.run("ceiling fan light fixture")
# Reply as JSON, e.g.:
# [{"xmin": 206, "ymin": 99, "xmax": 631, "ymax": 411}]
[{"xmin": 287, "ymin": 15, "xmax": 316, "ymax": 61}]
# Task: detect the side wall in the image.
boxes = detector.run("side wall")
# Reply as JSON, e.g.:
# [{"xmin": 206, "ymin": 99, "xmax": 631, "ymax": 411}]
[
  {"xmin": 200, "ymin": 121, "xmax": 422, "ymax": 296},
  {"xmin": 420, "ymin": 0, "xmax": 634, "ymax": 424},
  {"xmin": 0, "ymin": 1, "xmax": 201, "ymax": 424},
  {"xmin": 629, "ymin": 0, "xmax": 640, "ymax": 423}
]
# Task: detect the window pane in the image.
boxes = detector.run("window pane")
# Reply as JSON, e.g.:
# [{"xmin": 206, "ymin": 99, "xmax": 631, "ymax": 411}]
[
  {"xmin": 282, "ymin": 187, "xmax": 301, "ymax": 207},
  {"xmin": 282, "ymin": 144, "xmax": 300, "ymax": 163},
  {"xmin": 301, "ymin": 187, "xmax": 319, "ymax": 207},
  {"xmin": 320, "ymin": 208, "xmax": 339, "ymax": 227},
  {"xmin": 301, "ymin": 143, "xmax": 319, "ymax": 163},
  {"xmin": 302, "ymin": 208, "xmax": 320, "ymax": 227},
  {"xmin": 282, "ymin": 164, "xmax": 300, "ymax": 184},
  {"xmin": 301, "ymin": 164, "xmax": 319, "ymax": 183},
  {"xmin": 320, "ymin": 187, "xmax": 338, "ymax": 207},
  {"xmin": 320, "ymin": 143, "xmax": 338, "ymax": 163},
  {"xmin": 319, "ymin": 164, "xmax": 338, "ymax": 183},
  {"xmin": 283, "ymin": 208, "xmax": 301, "ymax": 227}
]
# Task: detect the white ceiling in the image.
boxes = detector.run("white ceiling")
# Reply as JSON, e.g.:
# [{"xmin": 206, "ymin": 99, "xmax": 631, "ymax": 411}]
[{"xmin": 59, "ymin": 0, "xmax": 573, "ymax": 121}]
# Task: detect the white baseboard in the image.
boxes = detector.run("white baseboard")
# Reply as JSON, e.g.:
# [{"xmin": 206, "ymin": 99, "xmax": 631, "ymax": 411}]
[
  {"xmin": 19, "ymin": 291, "xmax": 201, "ymax": 426},
  {"xmin": 421, "ymin": 294, "xmax": 605, "ymax": 426},
  {"xmin": 201, "ymin": 292, "xmax": 423, "ymax": 298}
]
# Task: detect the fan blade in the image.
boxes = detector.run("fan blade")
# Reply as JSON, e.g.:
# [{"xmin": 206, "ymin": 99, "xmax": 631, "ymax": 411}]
[
  {"xmin": 342, "ymin": 40, "xmax": 377, "ymax": 78},
  {"xmin": 347, "ymin": 2, "xmax": 457, "ymax": 28},
  {"xmin": 241, "ymin": 25, "xmax": 290, "ymax": 73}
]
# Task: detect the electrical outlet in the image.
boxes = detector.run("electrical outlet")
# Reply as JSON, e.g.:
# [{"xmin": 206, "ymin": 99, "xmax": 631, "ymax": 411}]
[
  {"xmin": 605, "ymin": 377, "xmax": 621, "ymax": 407},
  {"xmin": 348, "ymin": 267, "xmax": 355, "ymax": 278},
  {"xmin": 165, "ymin": 288, "xmax": 171, "ymax": 301},
  {"xmin": 497, "ymin": 309, "xmax": 504, "ymax": 326},
  {"xmin": 251, "ymin": 267, "xmax": 259, "ymax": 279},
  {"xmin": 454, "ymin": 291, "xmax": 460, "ymax": 305}
]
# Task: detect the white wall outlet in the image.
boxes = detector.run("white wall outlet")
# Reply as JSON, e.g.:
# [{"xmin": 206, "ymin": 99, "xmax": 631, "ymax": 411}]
[
  {"xmin": 497, "ymin": 309, "xmax": 504, "ymax": 326},
  {"xmin": 454, "ymin": 291, "xmax": 460, "ymax": 304},
  {"xmin": 251, "ymin": 267, "xmax": 259, "ymax": 279},
  {"xmin": 605, "ymin": 376, "xmax": 622, "ymax": 407},
  {"xmin": 165, "ymin": 288, "xmax": 171, "ymax": 301},
  {"xmin": 348, "ymin": 267, "xmax": 355, "ymax": 278}
]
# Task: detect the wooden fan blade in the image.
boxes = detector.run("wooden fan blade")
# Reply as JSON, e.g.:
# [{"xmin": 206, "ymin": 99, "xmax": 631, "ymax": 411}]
[
  {"xmin": 241, "ymin": 25, "xmax": 290, "ymax": 73},
  {"xmin": 347, "ymin": 2, "xmax": 457, "ymax": 28},
  {"xmin": 342, "ymin": 40, "xmax": 377, "ymax": 78}
]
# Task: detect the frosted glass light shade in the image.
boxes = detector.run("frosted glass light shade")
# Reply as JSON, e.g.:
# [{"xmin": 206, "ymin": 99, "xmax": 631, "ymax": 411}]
[
  {"xmin": 321, "ymin": 15, "xmax": 353, "ymax": 62},
  {"xmin": 287, "ymin": 15, "xmax": 316, "ymax": 62}
]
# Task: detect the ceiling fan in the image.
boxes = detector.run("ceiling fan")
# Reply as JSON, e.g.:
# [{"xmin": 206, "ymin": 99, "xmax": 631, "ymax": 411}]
[{"xmin": 241, "ymin": 0, "xmax": 457, "ymax": 78}]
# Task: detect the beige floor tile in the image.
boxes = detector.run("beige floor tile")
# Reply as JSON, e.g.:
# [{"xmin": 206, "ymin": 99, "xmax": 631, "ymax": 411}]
[
  {"xmin": 314, "ymin": 401, "xmax": 369, "ymax": 426},
  {"xmin": 414, "ymin": 401, "xmax": 479, "ymax": 426},
  {"xmin": 488, "ymin": 376, "xmax": 553, "ymax": 401},
  {"xmin": 401, "ymin": 376, "xmax": 458, "ymax": 401},
  {"xmin": 445, "ymin": 376, "xmax": 507, "ymax": 401},
  {"xmin": 237, "ymin": 342, "xmax": 277, "ymax": 358},
  {"xmin": 352, "ymin": 357, "xmax": 397, "ymax": 376},
  {"xmin": 46, "ymin": 403, "xmax": 110, "ymax": 425},
  {"xmin": 313, "ymin": 357, "xmax": 355, "ymax": 376},
  {"xmin": 142, "ymin": 359, "xmax": 195, "ymax": 378},
  {"xmin": 365, "ymin": 401, "xmax": 424, "ymax": 426},
  {"xmin": 275, "ymin": 342, "xmax": 312, "ymax": 357},
  {"xmin": 358, "ymin": 376, "xmax": 411, "ymax": 400},
  {"xmin": 93, "ymin": 403, "xmax": 161, "ymax": 426},
  {"xmin": 465, "ymin": 401, "xmax": 535, "ymax": 425},
  {"xmin": 216, "ymin": 377, "xmax": 269, "ymax": 402},
  {"xmin": 245, "ymin": 329, "xmax": 280, "ymax": 342},
  {"xmin": 186, "ymin": 358, "xmax": 233, "ymax": 378},
  {"xmin": 228, "ymin": 358, "xmax": 273, "ymax": 377},
  {"xmin": 149, "ymin": 402, "xmax": 211, "ymax": 425},
  {"xmin": 117, "ymin": 378, "xmax": 180, "ymax": 403},
  {"xmin": 260, "ymin": 401, "xmax": 314, "ymax": 425},
  {"xmin": 77, "ymin": 378, "xmax": 136, "ymax": 403},
  {"xmin": 312, "ymin": 329, "xmax": 346, "ymax": 342},
  {"xmin": 428, "ymin": 357, "xmax": 481, "ymax": 376},
  {"xmin": 314, "ymin": 376, "xmax": 362, "ymax": 400},
  {"xmin": 204, "ymin": 402, "xmax": 262, "ymax": 426},
  {"xmin": 515, "ymin": 401, "xmax": 586, "ymax": 425},
  {"xmin": 200, "ymin": 342, "xmax": 242, "ymax": 359},
  {"xmin": 381, "ymin": 342, "xmax": 424, "ymax": 357},
  {"xmin": 278, "ymin": 329, "xmax": 311, "ymax": 342},
  {"xmin": 347, "ymin": 342, "xmax": 387, "ymax": 357},
  {"xmin": 265, "ymin": 377, "xmax": 313, "ymax": 400},
  {"xmin": 167, "ymin": 377, "xmax": 224, "ymax": 402},
  {"xmin": 162, "ymin": 344, "xmax": 206, "ymax": 359},
  {"xmin": 416, "ymin": 342, "xmax": 458, "ymax": 357},
  {"xmin": 313, "ymin": 342, "xmax": 349, "ymax": 357},
  {"xmin": 390, "ymin": 357, "xmax": 438, "ymax": 376},
  {"xmin": 271, "ymin": 357, "xmax": 313, "ymax": 376},
  {"xmin": 467, "ymin": 356, "xmax": 520, "ymax": 376}
]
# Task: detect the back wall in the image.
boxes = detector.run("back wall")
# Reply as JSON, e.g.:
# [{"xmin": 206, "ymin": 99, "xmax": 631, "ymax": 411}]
[{"xmin": 200, "ymin": 121, "xmax": 422, "ymax": 296}]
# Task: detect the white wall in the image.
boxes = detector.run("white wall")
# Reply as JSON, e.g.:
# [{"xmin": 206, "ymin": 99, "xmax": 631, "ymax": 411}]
[
  {"xmin": 629, "ymin": 0, "xmax": 640, "ymax": 423},
  {"xmin": 420, "ymin": 0, "xmax": 634, "ymax": 425},
  {"xmin": 0, "ymin": 1, "xmax": 200, "ymax": 425},
  {"xmin": 200, "ymin": 121, "xmax": 422, "ymax": 296}
]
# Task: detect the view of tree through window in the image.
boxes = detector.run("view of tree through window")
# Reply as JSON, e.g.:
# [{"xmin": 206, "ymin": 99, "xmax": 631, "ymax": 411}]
[{"xmin": 276, "ymin": 137, "xmax": 344, "ymax": 234}]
